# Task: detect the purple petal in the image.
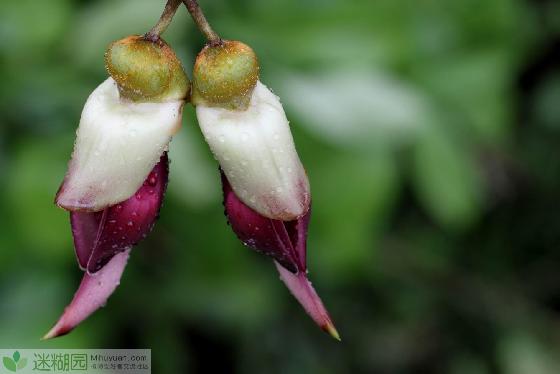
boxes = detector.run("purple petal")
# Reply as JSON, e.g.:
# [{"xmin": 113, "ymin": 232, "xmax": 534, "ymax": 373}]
[
  {"xmin": 222, "ymin": 172, "xmax": 339, "ymax": 339},
  {"xmin": 222, "ymin": 171, "xmax": 306, "ymax": 273},
  {"xmin": 275, "ymin": 262, "xmax": 340, "ymax": 340},
  {"xmin": 43, "ymin": 250, "xmax": 130, "ymax": 340},
  {"xmin": 69, "ymin": 153, "xmax": 169, "ymax": 274},
  {"xmin": 70, "ymin": 211, "xmax": 103, "ymax": 269}
]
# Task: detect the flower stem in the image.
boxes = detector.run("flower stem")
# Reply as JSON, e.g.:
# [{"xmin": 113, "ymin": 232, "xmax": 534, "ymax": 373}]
[
  {"xmin": 145, "ymin": 0, "xmax": 182, "ymax": 41},
  {"xmin": 183, "ymin": 0, "xmax": 221, "ymax": 44}
]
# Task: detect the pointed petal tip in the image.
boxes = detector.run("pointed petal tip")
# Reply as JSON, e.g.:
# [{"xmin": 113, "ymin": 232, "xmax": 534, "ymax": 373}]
[
  {"xmin": 41, "ymin": 320, "xmax": 73, "ymax": 340},
  {"xmin": 45, "ymin": 250, "xmax": 130, "ymax": 339},
  {"xmin": 323, "ymin": 322, "xmax": 341, "ymax": 341},
  {"xmin": 41, "ymin": 328, "xmax": 64, "ymax": 341},
  {"xmin": 275, "ymin": 262, "xmax": 338, "ymax": 340},
  {"xmin": 41, "ymin": 331, "xmax": 54, "ymax": 341}
]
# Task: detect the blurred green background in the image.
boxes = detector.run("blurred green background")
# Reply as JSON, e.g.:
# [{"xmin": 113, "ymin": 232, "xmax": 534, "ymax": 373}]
[{"xmin": 1, "ymin": 0, "xmax": 560, "ymax": 372}]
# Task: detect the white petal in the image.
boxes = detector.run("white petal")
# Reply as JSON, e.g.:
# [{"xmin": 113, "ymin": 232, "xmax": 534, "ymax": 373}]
[
  {"xmin": 57, "ymin": 78, "xmax": 182, "ymax": 211},
  {"xmin": 196, "ymin": 81, "xmax": 310, "ymax": 220}
]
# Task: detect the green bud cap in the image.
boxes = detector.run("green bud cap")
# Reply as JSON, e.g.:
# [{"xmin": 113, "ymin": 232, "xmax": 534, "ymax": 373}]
[
  {"xmin": 192, "ymin": 40, "xmax": 259, "ymax": 110},
  {"xmin": 105, "ymin": 35, "xmax": 189, "ymax": 102}
]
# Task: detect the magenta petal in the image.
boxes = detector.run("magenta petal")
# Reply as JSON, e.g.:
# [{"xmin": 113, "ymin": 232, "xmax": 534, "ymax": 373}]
[
  {"xmin": 70, "ymin": 211, "xmax": 104, "ymax": 269},
  {"xmin": 222, "ymin": 171, "xmax": 305, "ymax": 273},
  {"xmin": 275, "ymin": 262, "xmax": 340, "ymax": 340},
  {"xmin": 222, "ymin": 172, "xmax": 339, "ymax": 339},
  {"xmin": 43, "ymin": 250, "xmax": 130, "ymax": 340},
  {"xmin": 68, "ymin": 153, "xmax": 168, "ymax": 274}
]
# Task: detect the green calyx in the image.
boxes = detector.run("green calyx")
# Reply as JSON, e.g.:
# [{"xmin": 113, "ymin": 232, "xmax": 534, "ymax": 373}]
[
  {"xmin": 192, "ymin": 40, "xmax": 259, "ymax": 110},
  {"xmin": 105, "ymin": 35, "xmax": 190, "ymax": 102}
]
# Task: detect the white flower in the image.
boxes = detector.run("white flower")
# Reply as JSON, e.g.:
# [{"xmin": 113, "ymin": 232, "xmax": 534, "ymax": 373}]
[
  {"xmin": 56, "ymin": 78, "xmax": 183, "ymax": 211},
  {"xmin": 196, "ymin": 81, "xmax": 310, "ymax": 220}
]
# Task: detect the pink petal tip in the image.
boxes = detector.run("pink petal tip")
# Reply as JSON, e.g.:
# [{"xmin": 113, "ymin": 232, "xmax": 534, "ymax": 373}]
[
  {"xmin": 275, "ymin": 261, "xmax": 340, "ymax": 341},
  {"xmin": 42, "ymin": 250, "xmax": 130, "ymax": 340}
]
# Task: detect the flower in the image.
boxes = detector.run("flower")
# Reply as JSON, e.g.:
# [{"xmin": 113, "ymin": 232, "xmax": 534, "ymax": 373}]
[
  {"xmin": 222, "ymin": 173, "xmax": 339, "ymax": 339},
  {"xmin": 193, "ymin": 40, "xmax": 339, "ymax": 339},
  {"xmin": 45, "ymin": 36, "xmax": 188, "ymax": 339}
]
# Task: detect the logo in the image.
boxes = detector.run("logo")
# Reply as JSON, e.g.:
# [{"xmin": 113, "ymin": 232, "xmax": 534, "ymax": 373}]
[{"xmin": 2, "ymin": 351, "xmax": 27, "ymax": 372}]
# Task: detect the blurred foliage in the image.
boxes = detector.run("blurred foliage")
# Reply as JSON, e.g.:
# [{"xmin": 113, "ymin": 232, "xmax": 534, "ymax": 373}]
[{"xmin": 0, "ymin": 0, "xmax": 559, "ymax": 373}]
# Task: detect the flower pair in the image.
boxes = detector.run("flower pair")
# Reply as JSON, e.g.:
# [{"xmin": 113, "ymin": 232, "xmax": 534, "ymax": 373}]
[{"xmin": 45, "ymin": 4, "xmax": 338, "ymax": 341}]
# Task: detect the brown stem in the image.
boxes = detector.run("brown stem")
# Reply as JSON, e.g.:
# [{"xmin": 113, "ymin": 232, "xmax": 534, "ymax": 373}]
[
  {"xmin": 145, "ymin": 0, "xmax": 182, "ymax": 40},
  {"xmin": 182, "ymin": 0, "xmax": 221, "ymax": 44}
]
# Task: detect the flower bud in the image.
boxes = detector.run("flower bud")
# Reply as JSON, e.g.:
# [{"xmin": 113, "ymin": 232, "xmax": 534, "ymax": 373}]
[
  {"xmin": 57, "ymin": 35, "xmax": 188, "ymax": 212},
  {"xmin": 45, "ymin": 154, "xmax": 168, "ymax": 339},
  {"xmin": 105, "ymin": 35, "xmax": 189, "ymax": 102},
  {"xmin": 192, "ymin": 40, "xmax": 259, "ymax": 110}
]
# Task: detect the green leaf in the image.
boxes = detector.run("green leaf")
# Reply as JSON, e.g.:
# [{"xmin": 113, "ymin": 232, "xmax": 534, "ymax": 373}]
[
  {"xmin": 276, "ymin": 70, "xmax": 431, "ymax": 151},
  {"xmin": 3, "ymin": 357, "xmax": 16, "ymax": 372},
  {"xmin": 12, "ymin": 351, "xmax": 19, "ymax": 362},
  {"xmin": 413, "ymin": 130, "xmax": 482, "ymax": 231},
  {"xmin": 311, "ymin": 152, "xmax": 398, "ymax": 275},
  {"xmin": 418, "ymin": 51, "xmax": 512, "ymax": 144},
  {"xmin": 17, "ymin": 358, "xmax": 27, "ymax": 370}
]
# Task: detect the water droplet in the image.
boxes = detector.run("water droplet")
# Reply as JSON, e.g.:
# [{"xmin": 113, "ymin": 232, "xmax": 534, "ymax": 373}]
[
  {"xmin": 218, "ymin": 135, "xmax": 225, "ymax": 143},
  {"xmin": 108, "ymin": 219, "xmax": 116, "ymax": 224},
  {"xmin": 111, "ymin": 244, "xmax": 118, "ymax": 249},
  {"xmin": 127, "ymin": 221, "xmax": 134, "ymax": 227},
  {"xmin": 287, "ymin": 167, "xmax": 293, "ymax": 173},
  {"xmin": 276, "ymin": 186, "xmax": 283, "ymax": 193}
]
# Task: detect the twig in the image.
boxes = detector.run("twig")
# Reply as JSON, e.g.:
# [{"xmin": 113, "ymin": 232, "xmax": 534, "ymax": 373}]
[
  {"xmin": 182, "ymin": 0, "xmax": 221, "ymax": 44},
  {"xmin": 146, "ymin": 0, "xmax": 182, "ymax": 41}
]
